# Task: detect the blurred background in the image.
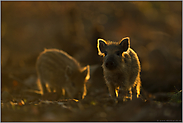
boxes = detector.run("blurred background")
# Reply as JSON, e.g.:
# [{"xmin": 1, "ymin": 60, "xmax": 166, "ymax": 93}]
[
  {"xmin": 1, "ymin": 1, "xmax": 182, "ymax": 121},
  {"xmin": 2, "ymin": 1, "xmax": 182, "ymax": 97}
]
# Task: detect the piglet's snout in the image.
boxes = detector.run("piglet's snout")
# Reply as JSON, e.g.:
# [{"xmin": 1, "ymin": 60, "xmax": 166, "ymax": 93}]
[{"xmin": 105, "ymin": 56, "xmax": 117, "ymax": 70}]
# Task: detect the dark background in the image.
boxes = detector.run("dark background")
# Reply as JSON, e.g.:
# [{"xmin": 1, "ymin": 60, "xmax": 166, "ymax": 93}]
[{"xmin": 1, "ymin": 1, "xmax": 182, "ymax": 121}]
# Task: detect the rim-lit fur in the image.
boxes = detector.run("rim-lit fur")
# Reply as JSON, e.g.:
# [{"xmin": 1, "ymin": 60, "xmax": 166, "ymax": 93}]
[
  {"xmin": 36, "ymin": 49, "xmax": 90, "ymax": 100},
  {"xmin": 97, "ymin": 37, "xmax": 141, "ymax": 100}
]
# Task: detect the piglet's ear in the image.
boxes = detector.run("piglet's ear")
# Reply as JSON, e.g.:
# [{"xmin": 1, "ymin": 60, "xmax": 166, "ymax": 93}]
[
  {"xmin": 119, "ymin": 37, "xmax": 130, "ymax": 52},
  {"xmin": 97, "ymin": 39, "xmax": 107, "ymax": 56}
]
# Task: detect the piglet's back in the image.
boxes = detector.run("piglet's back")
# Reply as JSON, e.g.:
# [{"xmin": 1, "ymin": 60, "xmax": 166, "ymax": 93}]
[{"xmin": 36, "ymin": 49, "xmax": 80, "ymax": 79}]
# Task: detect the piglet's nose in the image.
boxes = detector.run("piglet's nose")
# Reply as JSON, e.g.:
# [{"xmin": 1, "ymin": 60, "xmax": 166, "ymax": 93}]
[{"xmin": 105, "ymin": 60, "xmax": 117, "ymax": 70}]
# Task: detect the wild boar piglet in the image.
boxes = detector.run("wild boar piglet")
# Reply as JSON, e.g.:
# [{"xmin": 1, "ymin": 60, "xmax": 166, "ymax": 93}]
[
  {"xmin": 36, "ymin": 49, "xmax": 90, "ymax": 100},
  {"xmin": 97, "ymin": 37, "xmax": 141, "ymax": 100}
]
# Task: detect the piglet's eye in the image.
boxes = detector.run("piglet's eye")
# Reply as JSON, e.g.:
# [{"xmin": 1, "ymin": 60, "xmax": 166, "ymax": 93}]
[
  {"xmin": 104, "ymin": 51, "xmax": 107, "ymax": 56},
  {"xmin": 116, "ymin": 51, "xmax": 122, "ymax": 56}
]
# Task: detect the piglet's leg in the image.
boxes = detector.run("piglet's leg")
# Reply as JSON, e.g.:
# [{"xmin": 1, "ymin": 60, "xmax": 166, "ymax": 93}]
[{"xmin": 106, "ymin": 81, "xmax": 117, "ymax": 98}]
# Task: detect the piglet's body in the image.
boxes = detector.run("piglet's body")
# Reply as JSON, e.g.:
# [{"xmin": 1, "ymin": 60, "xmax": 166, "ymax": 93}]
[
  {"xmin": 36, "ymin": 49, "xmax": 89, "ymax": 100},
  {"xmin": 97, "ymin": 37, "xmax": 141, "ymax": 100}
]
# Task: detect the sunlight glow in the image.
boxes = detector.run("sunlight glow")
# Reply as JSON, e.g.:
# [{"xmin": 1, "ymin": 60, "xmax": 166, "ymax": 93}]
[
  {"xmin": 115, "ymin": 86, "xmax": 120, "ymax": 97},
  {"xmin": 62, "ymin": 88, "xmax": 65, "ymax": 96},
  {"xmin": 129, "ymin": 87, "xmax": 132, "ymax": 100},
  {"xmin": 45, "ymin": 83, "xmax": 51, "ymax": 93},
  {"xmin": 136, "ymin": 80, "xmax": 141, "ymax": 98},
  {"xmin": 36, "ymin": 78, "xmax": 43, "ymax": 95},
  {"xmin": 85, "ymin": 65, "xmax": 90, "ymax": 81}
]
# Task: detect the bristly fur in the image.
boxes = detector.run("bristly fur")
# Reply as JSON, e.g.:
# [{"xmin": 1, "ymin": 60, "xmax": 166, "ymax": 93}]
[
  {"xmin": 36, "ymin": 49, "xmax": 90, "ymax": 100},
  {"xmin": 97, "ymin": 37, "xmax": 141, "ymax": 101}
]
